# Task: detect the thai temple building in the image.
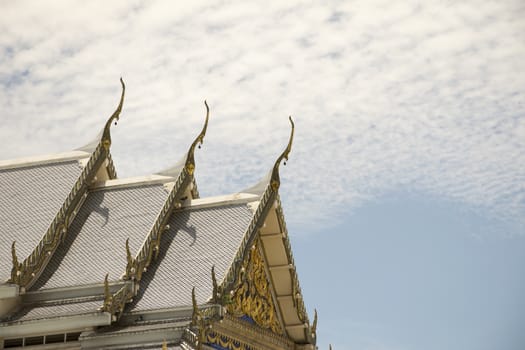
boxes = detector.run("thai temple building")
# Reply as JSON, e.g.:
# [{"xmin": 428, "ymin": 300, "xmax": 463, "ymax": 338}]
[{"xmin": 0, "ymin": 80, "xmax": 318, "ymax": 350}]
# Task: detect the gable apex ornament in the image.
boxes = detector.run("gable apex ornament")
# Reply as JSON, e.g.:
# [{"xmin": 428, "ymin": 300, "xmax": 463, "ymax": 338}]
[
  {"xmin": 185, "ymin": 100, "xmax": 209, "ymax": 175},
  {"xmin": 271, "ymin": 116, "xmax": 294, "ymax": 191},
  {"xmin": 101, "ymin": 78, "xmax": 126, "ymax": 150}
]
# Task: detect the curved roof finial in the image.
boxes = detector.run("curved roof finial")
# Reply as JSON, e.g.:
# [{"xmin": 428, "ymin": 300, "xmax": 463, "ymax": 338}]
[
  {"xmin": 312, "ymin": 308, "xmax": 318, "ymax": 338},
  {"xmin": 185, "ymin": 100, "xmax": 209, "ymax": 175},
  {"xmin": 101, "ymin": 78, "xmax": 126, "ymax": 150},
  {"xmin": 270, "ymin": 116, "xmax": 294, "ymax": 191},
  {"xmin": 10, "ymin": 241, "xmax": 20, "ymax": 282}
]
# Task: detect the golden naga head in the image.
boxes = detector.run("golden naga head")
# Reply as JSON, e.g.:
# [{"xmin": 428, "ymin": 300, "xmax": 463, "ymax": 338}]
[
  {"xmin": 271, "ymin": 116, "xmax": 295, "ymax": 191},
  {"xmin": 185, "ymin": 101, "xmax": 210, "ymax": 175},
  {"xmin": 102, "ymin": 78, "xmax": 126, "ymax": 150}
]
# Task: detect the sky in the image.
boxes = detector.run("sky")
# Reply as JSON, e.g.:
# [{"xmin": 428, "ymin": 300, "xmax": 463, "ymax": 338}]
[{"xmin": 0, "ymin": 1, "xmax": 524, "ymax": 349}]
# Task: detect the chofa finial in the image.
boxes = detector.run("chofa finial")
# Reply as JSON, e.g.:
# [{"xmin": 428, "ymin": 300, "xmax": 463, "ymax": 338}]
[
  {"xmin": 102, "ymin": 78, "xmax": 126, "ymax": 150},
  {"xmin": 103, "ymin": 273, "xmax": 112, "ymax": 309},
  {"xmin": 11, "ymin": 241, "xmax": 18, "ymax": 270},
  {"xmin": 271, "ymin": 116, "xmax": 294, "ymax": 191},
  {"xmin": 9, "ymin": 241, "xmax": 21, "ymax": 283},
  {"xmin": 211, "ymin": 265, "xmax": 220, "ymax": 303},
  {"xmin": 191, "ymin": 286, "xmax": 199, "ymax": 325},
  {"xmin": 185, "ymin": 101, "xmax": 209, "ymax": 175},
  {"xmin": 312, "ymin": 308, "xmax": 318, "ymax": 337}
]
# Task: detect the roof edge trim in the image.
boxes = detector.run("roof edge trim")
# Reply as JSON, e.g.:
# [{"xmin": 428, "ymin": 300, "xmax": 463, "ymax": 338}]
[
  {"xmin": 90, "ymin": 174, "xmax": 175, "ymax": 191},
  {"xmin": 181, "ymin": 193, "xmax": 259, "ymax": 210},
  {"xmin": 0, "ymin": 151, "xmax": 90, "ymax": 171}
]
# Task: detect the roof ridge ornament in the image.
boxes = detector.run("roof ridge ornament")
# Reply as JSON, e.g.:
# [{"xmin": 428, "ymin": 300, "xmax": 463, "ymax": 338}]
[
  {"xmin": 185, "ymin": 100, "xmax": 209, "ymax": 175},
  {"xmin": 271, "ymin": 116, "xmax": 294, "ymax": 191},
  {"xmin": 311, "ymin": 309, "xmax": 318, "ymax": 339},
  {"xmin": 101, "ymin": 78, "xmax": 126, "ymax": 150}
]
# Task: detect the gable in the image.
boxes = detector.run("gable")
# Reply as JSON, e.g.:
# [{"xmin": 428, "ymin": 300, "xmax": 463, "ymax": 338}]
[{"xmin": 226, "ymin": 238, "xmax": 283, "ymax": 335}]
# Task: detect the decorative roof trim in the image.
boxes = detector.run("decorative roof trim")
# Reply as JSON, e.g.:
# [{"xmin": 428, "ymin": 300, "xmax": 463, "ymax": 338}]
[
  {"xmin": 0, "ymin": 151, "xmax": 90, "ymax": 170},
  {"xmin": 102, "ymin": 102, "xmax": 210, "ymax": 320},
  {"xmin": 90, "ymin": 174, "xmax": 175, "ymax": 191},
  {"xmin": 275, "ymin": 198, "xmax": 309, "ymax": 326},
  {"xmin": 270, "ymin": 116, "xmax": 294, "ymax": 191},
  {"xmin": 182, "ymin": 193, "xmax": 259, "ymax": 210},
  {"xmin": 210, "ymin": 314, "xmax": 294, "ymax": 350},
  {"xmin": 125, "ymin": 102, "xmax": 209, "ymax": 283},
  {"xmin": 185, "ymin": 101, "xmax": 209, "ymax": 176},
  {"xmin": 102, "ymin": 78, "xmax": 126, "ymax": 150},
  {"xmin": 101, "ymin": 274, "xmax": 134, "ymax": 321},
  {"xmin": 225, "ymin": 238, "xmax": 284, "ymax": 335},
  {"xmin": 124, "ymin": 165, "xmax": 190, "ymax": 283},
  {"xmin": 10, "ymin": 79, "xmax": 126, "ymax": 290}
]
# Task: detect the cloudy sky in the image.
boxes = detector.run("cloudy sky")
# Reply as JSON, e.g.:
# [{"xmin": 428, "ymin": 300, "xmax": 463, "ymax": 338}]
[{"xmin": 1, "ymin": 1, "xmax": 524, "ymax": 349}]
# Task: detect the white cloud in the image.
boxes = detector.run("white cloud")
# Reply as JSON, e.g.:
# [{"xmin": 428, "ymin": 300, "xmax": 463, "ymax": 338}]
[{"xmin": 0, "ymin": 0, "xmax": 524, "ymax": 232}]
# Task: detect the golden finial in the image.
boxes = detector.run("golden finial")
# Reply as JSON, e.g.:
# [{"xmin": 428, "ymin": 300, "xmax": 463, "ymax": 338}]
[
  {"xmin": 125, "ymin": 238, "xmax": 134, "ymax": 271},
  {"xmin": 10, "ymin": 241, "xmax": 20, "ymax": 283},
  {"xmin": 103, "ymin": 273, "xmax": 112, "ymax": 309},
  {"xmin": 192, "ymin": 286, "xmax": 199, "ymax": 325},
  {"xmin": 211, "ymin": 265, "xmax": 218, "ymax": 303},
  {"xmin": 312, "ymin": 308, "xmax": 318, "ymax": 337},
  {"xmin": 101, "ymin": 78, "xmax": 126, "ymax": 150},
  {"xmin": 185, "ymin": 101, "xmax": 209, "ymax": 175},
  {"xmin": 162, "ymin": 340, "xmax": 168, "ymax": 350},
  {"xmin": 271, "ymin": 116, "xmax": 294, "ymax": 191},
  {"xmin": 11, "ymin": 241, "xmax": 18, "ymax": 271}
]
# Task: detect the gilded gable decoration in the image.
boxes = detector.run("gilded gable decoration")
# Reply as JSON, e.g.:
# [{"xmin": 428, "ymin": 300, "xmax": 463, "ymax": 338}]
[{"xmin": 226, "ymin": 240, "xmax": 283, "ymax": 335}]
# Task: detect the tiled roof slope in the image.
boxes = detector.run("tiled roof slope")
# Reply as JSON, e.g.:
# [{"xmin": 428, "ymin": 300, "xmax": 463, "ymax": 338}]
[
  {"xmin": 129, "ymin": 203, "xmax": 253, "ymax": 312},
  {"xmin": 32, "ymin": 184, "xmax": 169, "ymax": 290},
  {"xmin": 0, "ymin": 160, "xmax": 84, "ymax": 282}
]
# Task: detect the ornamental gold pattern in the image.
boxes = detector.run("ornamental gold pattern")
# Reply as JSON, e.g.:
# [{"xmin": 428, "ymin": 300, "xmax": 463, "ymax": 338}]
[
  {"xmin": 207, "ymin": 331, "xmax": 252, "ymax": 350},
  {"xmin": 226, "ymin": 241, "xmax": 283, "ymax": 335}
]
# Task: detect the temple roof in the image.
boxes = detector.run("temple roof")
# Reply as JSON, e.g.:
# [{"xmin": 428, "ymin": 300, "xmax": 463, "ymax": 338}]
[
  {"xmin": 0, "ymin": 94, "xmax": 317, "ymax": 349},
  {"xmin": 31, "ymin": 180, "xmax": 171, "ymax": 291},
  {"xmin": 0, "ymin": 155, "xmax": 86, "ymax": 282},
  {"xmin": 129, "ymin": 198, "xmax": 255, "ymax": 312}
]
